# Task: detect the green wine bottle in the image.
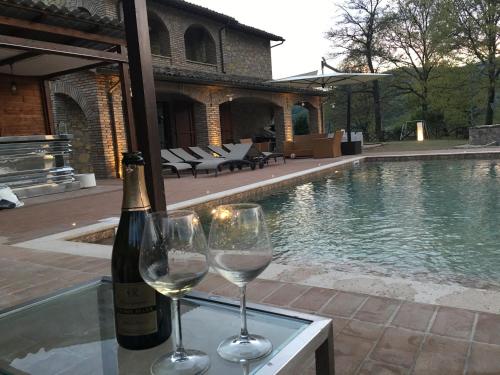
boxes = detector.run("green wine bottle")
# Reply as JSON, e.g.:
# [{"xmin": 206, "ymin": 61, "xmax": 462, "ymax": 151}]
[{"xmin": 111, "ymin": 152, "xmax": 171, "ymax": 350}]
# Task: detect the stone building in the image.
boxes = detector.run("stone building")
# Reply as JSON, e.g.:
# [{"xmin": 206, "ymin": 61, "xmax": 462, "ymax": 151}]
[{"xmin": 44, "ymin": 0, "xmax": 323, "ymax": 178}]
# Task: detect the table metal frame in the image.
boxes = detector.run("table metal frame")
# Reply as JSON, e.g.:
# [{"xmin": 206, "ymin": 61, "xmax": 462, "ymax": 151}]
[{"xmin": 0, "ymin": 277, "xmax": 335, "ymax": 375}]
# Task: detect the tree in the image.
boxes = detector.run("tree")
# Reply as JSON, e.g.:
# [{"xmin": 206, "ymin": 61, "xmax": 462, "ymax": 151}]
[
  {"xmin": 451, "ymin": 0, "xmax": 499, "ymax": 125},
  {"xmin": 326, "ymin": 0, "xmax": 391, "ymax": 141},
  {"xmin": 385, "ymin": 0, "xmax": 453, "ymax": 123}
]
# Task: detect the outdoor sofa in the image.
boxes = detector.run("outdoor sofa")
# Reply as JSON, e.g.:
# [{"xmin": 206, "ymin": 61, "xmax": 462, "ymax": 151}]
[
  {"xmin": 312, "ymin": 130, "xmax": 343, "ymax": 158},
  {"xmin": 283, "ymin": 133, "xmax": 327, "ymax": 158}
]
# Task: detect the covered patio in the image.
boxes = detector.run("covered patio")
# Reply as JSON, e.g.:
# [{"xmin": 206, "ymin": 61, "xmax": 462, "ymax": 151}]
[{"xmin": 0, "ymin": 0, "xmax": 131, "ymax": 196}]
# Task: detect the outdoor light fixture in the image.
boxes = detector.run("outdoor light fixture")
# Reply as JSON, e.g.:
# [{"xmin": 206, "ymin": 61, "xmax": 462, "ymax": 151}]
[
  {"xmin": 417, "ymin": 121, "xmax": 424, "ymax": 141},
  {"xmin": 226, "ymin": 94, "xmax": 233, "ymax": 102}
]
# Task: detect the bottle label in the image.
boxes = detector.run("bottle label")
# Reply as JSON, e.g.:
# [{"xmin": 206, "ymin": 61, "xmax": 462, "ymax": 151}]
[{"xmin": 114, "ymin": 282, "xmax": 158, "ymax": 336}]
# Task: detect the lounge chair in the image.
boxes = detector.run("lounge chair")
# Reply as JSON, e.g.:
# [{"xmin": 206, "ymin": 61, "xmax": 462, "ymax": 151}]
[
  {"xmin": 208, "ymin": 144, "xmax": 258, "ymax": 169},
  {"xmin": 232, "ymin": 139, "xmax": 285, "ymax": 164},
  {"xmin": 169, "ymin": 148, "xmax": 235, "ymax": 177},
  {"xmin": 159, "ymin": 149, "xmax": 195, "ymax": 178}
]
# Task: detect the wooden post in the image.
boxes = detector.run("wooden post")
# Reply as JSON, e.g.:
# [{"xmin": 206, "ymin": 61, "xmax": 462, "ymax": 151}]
[
  {"xmin": 40, "ymin": 80, "xmax": 55, "ymax": 135},
  {"xmin": 118, "ymin": 57, "xmax": 137, "ymax": 152},
  {"xmin": 122, "ymin": 0, "xmax": 165, "ymax": 211}
]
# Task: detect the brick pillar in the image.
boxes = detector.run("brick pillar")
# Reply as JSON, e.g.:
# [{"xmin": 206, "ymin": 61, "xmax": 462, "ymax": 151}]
[
  {"xmin": 193, "ymin": 102, "xmax": 208, "ymax": 146},
  {"xmin": 95, "ymin": 75, "xmax": 120, "ymax": 178},
  {"xmin": 274, "ymin": 105, "xmax": 291, "ymax": 152},
  {"xmin": 207, "ymin": 104, "xmax": 221, "ymax": 145},
  {"xmin": 309, "ymin": 104, "xmax": 320, "ymax": 134}
]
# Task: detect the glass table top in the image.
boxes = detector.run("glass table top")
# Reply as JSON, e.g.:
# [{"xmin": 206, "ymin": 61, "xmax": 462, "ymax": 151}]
[{"xmin": 0, "ymin": 280, "xmax": 311, "ymax": 375}]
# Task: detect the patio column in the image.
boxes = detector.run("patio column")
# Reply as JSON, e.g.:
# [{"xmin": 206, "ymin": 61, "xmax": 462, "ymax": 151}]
[
  {"xmin": 274, "ymin": 106, "xmax": 291, "ymax": 152},
  {"xmin": 207, "ymin": 104, "xmax": 222, "ymax": 146}
]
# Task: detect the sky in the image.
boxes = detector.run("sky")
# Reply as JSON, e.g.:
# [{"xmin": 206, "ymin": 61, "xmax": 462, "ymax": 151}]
[{"xmin": 187, "ymin": 0, "xmax": 340, "ymax": 79}]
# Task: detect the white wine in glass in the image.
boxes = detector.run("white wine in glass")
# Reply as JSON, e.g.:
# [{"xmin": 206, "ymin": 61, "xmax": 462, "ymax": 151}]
[
  {"xmin": 208, "ymin": 204, "xmax": 273, "ymax": 362},
  {"xmin": 140, "ymin": 210, "xmax": 210, "ymax": 375}
]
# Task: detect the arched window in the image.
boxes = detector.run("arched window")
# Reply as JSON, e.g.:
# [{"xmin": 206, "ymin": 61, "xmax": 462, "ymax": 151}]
[
  {"xmin": 148, "ymin": 13, "xmax": 171, "ymax": 57},
  {"xmin": 184, "ymin": 25, "xmax": 216, "ymax": 64}
]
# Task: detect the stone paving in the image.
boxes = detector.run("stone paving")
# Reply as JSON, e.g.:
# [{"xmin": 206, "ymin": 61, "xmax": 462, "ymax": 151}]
[
  {"xmin": 1, "ymin": 157, "xmax": 344, "ymax": 244},
  {"xmin": 2, "ymin": 245, "xmax": 500, "ymax": 374},
  {"xmin": 2, "ymin": 152, "xmax": 500, "ymax": 374}
]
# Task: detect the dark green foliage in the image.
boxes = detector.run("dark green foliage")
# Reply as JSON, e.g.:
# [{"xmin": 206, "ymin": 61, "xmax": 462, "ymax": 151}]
[
  {"xmin": 325, "ymin": 64, "xmax": 500, "ymax": 140},
  {"xmin": 292, "ymin": 105, "xmax": 310, "ymax": 135}
]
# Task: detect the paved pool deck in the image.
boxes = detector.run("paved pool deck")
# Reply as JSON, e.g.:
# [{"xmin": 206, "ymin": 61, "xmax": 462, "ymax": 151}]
[
  {"xmin": 2, "ymin": 149, "xmax": 500, "ymax": 374},
  {"xmin": 2, "ymin": 244, "xmax": 500, "ymax": 374}
]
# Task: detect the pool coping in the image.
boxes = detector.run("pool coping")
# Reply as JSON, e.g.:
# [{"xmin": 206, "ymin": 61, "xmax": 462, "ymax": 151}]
[{"xmin": 12, "ymin": 149, "xmax": 500, "ymax": 314}]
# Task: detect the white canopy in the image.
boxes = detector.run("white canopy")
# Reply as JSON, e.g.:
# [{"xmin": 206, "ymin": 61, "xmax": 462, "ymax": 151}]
[{"xmin": 269, "ymin": 71, "xmax": 390, "ymax": 89}]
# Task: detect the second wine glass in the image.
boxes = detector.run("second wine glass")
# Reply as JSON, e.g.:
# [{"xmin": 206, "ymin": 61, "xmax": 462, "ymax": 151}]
[
  {"xmin": 208, "ymin": 203, "xmax": 273, "ymax": 362},
  {"xmin": 140, "ymin": 210, "xmax": 210, "ymax": 375}
]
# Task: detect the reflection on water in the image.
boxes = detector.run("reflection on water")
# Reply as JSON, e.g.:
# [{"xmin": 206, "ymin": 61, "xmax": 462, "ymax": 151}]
[{"xmin": 254, "ymin": 160, "xmax": 500, "ymax": 289}]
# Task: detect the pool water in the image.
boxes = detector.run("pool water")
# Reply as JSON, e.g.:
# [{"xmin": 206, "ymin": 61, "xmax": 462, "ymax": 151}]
[{"xmin": 252, "ymin": 160, "xmax": 500, "ymax": 289}]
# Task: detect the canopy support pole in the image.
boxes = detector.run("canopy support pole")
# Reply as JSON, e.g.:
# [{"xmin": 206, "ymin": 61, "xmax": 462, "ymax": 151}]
[{"xmin": 346, "ymin": 85, "xmax": 352, "ymax": 143}]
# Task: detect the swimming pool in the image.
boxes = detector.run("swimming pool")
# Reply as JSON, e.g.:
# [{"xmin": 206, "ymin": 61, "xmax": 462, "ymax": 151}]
[{"xmin": 252, "ymin": 159, "xmax": 500, "ymax": 290}]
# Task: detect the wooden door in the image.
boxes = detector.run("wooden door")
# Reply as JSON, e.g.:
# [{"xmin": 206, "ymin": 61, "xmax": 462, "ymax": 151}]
[
  {"xmin": 156, "ymin": 102, "xmax": 171, "ymax": 149},
  {"xmin": 220, "ymin": 103, "xmax": 233, "ymax": 143},
  {"xmin": 173, "ymin": 101, "xmax": 196, "ymax": 148}
]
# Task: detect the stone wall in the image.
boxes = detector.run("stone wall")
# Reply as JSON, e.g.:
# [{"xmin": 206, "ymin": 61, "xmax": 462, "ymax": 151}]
[
  {"xmin": 0, "ymin": 75, "xmax": 46, "ymax": 137},
  {"xmin": 224, "ymin": 29, "xmax": 272, "ymax": 79},
  {"xmin": 469, "ymin": 125, "xmax": 500, "ymax": 146},
  {"xmin": 135, "ymin": 2, "xmax": 273, "ymax": 79},
  {"xmin": 53, "ymin": 94, "xmax": 93, "ymax": 173}
]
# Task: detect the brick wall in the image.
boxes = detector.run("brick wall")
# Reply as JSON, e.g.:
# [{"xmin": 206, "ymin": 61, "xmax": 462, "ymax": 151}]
[
  {"xmin": 50, "ymin": 71, "xmax": 127, "ymax": 178},
  {"xmin": 149, "ymin": 3, "xmax": 222, "ymax": 74},
  {"xmin": 146, "ymin": 2, "xmax": 273, "ymax": 79},
  {"xmin": 0, "ymin": 75, "xmax": 46, "ymax": 137}
]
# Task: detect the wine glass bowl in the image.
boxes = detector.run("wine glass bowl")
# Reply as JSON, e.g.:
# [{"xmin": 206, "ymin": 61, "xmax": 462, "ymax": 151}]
[
  {"xmin": 140, "ymin": 210, "xmax": 210, "ymax": 375},
  {"xmin": 208, "ymin": 204, "xmax": 273, "ymax": 362}
]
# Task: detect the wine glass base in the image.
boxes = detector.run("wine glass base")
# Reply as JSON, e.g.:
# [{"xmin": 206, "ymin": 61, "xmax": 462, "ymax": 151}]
[
  {"xmin": 217, "ymin": 334, "xmax": 273, "ymax": 363},
  {"xmin": 151, "ymin": 349, "xmax": 210, "ymax": 375}
]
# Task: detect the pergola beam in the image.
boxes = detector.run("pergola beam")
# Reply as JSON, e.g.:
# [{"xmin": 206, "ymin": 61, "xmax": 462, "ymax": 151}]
[
  {"xmin": 0, "ymin": 15, "xmax": 124, "ymax": 46},
  {"xmin": 0, "ymin": 34, "xmax": 127, "ymax": 63},
  {"xmin": 0, "ymin": 51, "xmax": 38, "ymax": 67},
  {"xmin": 122, "ymin": 0, "xmax": 166, "ymax": 211}
]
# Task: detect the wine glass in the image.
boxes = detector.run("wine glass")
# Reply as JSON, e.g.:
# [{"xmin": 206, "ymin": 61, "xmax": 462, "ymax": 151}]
[
  {"xmin": 208, "ymin": 203, "xmax": 273, "ymax": 362},
  {"xmin": 140, "ymin": 210, "xmax": 210, "ymax": 375}
]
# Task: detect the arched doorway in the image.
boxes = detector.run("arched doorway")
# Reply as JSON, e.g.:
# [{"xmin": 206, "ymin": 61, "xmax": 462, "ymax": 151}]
[
  {"xmin": 219, "ymin": 97, "xmax": 280, "ymax": 146},
  {"xmin": 156, "ymin": 93, "xmax": 198, "ymax": 149},
  {"xmin": 292, "ymin": 102, "xmax": 319, "ymax": 136},
  {"xmin": 53, "ymin": 93, "xmax": 93, "ymax": 173},
  {"xmin": 292, "ymin": 102, "xmax": 310, "ymax": 135}
]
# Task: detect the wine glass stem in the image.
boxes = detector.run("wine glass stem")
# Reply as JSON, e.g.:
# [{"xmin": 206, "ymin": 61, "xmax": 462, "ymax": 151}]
[
  {"xmin": 239, "ymin": 285, "xmax": 249, "ymax": 341},
  {"xmin": 172, "ymin": 297, "xmax": 187, "ymax": 359}
]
